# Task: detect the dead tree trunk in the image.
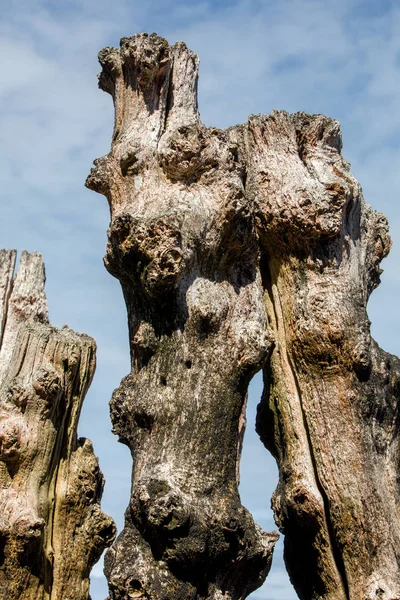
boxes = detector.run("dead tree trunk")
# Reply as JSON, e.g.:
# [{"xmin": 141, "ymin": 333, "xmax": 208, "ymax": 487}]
[
  {"xmin": 249, "ymin": 113, "xmax": 400, "ymax": 600},
  {"xmin": 0, "ymin": 250, "xmax": 115, "ymax": 600},
  {"xmin": 86, "ymin": 34, "xmax": 278, "ymax": 600},
  {"xmin": 87, "ymin": 33, "xmax": 400, "ymax": 600}
]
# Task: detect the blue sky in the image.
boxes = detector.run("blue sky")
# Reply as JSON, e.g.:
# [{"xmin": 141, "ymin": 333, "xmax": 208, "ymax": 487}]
[{"xmin": 1, "ymin": 1, "xmax": 400, "ymax": 598}]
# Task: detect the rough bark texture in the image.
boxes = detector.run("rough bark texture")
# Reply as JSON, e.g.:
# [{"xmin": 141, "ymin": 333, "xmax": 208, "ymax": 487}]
[
  {"xmin": 87, "ymin": 33, "xmax": 400, "ymax": 600},
  {"xmin": 86, "ymin": 33, "xmax": 278, "ymax": 600},
  {"xmin": 248, "ymin": 113, "xmax": 400, "ymax": 600},
  {"xmin": 0, "ymin": 250, "xmax": 115, "ymax": 600}
]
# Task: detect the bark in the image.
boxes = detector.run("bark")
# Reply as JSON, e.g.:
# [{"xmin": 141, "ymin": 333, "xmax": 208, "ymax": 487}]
[
  {"xmin": 87, "ymin": 33, "xmax": 400, "ymax": 600},
  {"xmin": 0, "ymin": 250, "xmax": 115, "ymax": 600},
  {"xmin": 250, "ymin": 113, "xmax": 400, "ymax": 600},
  {"xmin": 86, "ymin": 34, "xmax": 278, "ymax": 600}
]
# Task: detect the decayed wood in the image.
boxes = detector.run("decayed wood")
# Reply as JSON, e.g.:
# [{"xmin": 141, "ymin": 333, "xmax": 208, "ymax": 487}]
[
  {"xmin": 87, "ymin": 33, "xmax": 400, "ymax": 600},
  {"xmin": 0, "ymin": 250, "xmax": 16, "ymax": 350},
  {"xmin": 0, "ymin": 250, "xmax": 115, "ymax": 600},
  {"xmin": 86, "ymin": 34, "xmax": 278, "ymax": 600},
  {"xmin": 250, "ymin": 112, "xmax": 400, "ymax": 600}
]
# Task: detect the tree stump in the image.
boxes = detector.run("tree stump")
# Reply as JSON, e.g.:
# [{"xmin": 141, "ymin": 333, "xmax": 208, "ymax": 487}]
[
  {"xmin": 0, "ymin": 250, "xmax": 115, "ymax": 600},
  {"xmin": 251, "ymin": 112, "xmax": 400, "ymax": 600},
  {"xmin": 87, "ymin": 32, "xmax": 400, "ymax": 600},
  {"xmin": 86, "ymin": 34, "xmax": 278, "ymax": 600}
]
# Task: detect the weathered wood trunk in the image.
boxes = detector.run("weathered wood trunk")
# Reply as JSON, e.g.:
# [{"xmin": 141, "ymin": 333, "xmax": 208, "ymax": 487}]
[
  {"xmin": 0, "ymin": 250, "xmax": 115, "ymax": 600},
  {"xmin": 250, "ymin": 113, "xmax": 400, "ymax": 600},
  {"xmin": 86, "ymin": 34, "xmax": 278, "ymax": 600},
  {"xmin": 87, "ymin": 33, "xmax": 400, "ymax": 600}
]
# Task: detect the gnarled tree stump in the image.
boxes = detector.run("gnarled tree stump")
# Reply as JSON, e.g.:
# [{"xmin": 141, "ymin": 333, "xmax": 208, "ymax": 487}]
[
  {"xmin": 251, "ymin": 113, "xmax": 400, "ymax": 600},
  {"xmin": 86, "ymin": 34, "xmax": 278, "ymax": 600},
  {"xmin": 87, "ymin": 33, "xmax": 400, "ymax": 600},
  {"xmin": 0, "ymin": 250, "xmax": 115, "ymax": 600}
]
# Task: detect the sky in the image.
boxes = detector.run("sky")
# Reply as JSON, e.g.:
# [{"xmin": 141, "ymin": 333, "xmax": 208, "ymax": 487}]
[{"xmin": 1, "ymin": 0, "xmax": 400, "ymax": 598}]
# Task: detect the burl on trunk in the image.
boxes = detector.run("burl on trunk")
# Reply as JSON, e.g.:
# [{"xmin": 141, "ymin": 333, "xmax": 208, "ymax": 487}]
[
  {"xmin": 87, "ymin": 33, "xmax": 400, "ymax": 600},
  {"xmin": 0, "ymin": 250, "xmax": 115, "ymax": 600}
]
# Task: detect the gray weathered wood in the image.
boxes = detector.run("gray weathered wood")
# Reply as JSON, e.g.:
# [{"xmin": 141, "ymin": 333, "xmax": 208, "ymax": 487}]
[
  {"xmin": 87, "ymin": 32, "xmax": 400, "ymax": 600},
  {"xmin": 0, "ymin": 250, "xmax": 115, "ymax": 600},
  {"xmin": 251, "ymin": 112, "xmax": 400, "ymax": 600},
  {"xmin": 0, "ymin": 250, "xmax": 16, "ymax": 353},
  {"xmin": 87, "ymin": 33, "xmax": 278, "ymax": 600}
]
